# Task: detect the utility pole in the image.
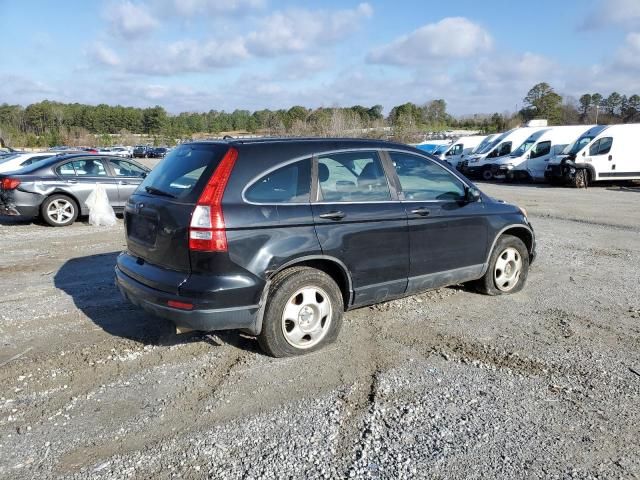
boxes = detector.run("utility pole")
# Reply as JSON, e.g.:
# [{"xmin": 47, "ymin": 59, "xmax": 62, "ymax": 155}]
[{"xmin": 595, "ymin": 105, "xmax": 600, "ymax": 124}]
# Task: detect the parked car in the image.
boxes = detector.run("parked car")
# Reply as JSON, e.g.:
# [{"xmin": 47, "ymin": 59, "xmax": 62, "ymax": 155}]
[
  {"xmin": 545, "ymin": 123, "xmax": 640, "ymax": 187},
  {"xmin": 132, "ymin": 145, "xmax": 149, "ymax": 158},
  {"xmin": 0, "ymin": 154, "xmax": 149, "ymax": 226},
  {"xmin": 0, "ymin": 152, "xmax": 57, "ymax": 173},
  {"xmin": 148, "ymin": 147, "xmax": 168, "ymax": 158},
  {"xmin": 115, "ymin": 138, "xmax": 536, "ymax": 357}
]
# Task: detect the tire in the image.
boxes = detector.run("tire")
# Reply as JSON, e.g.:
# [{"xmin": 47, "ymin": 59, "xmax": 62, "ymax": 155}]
[
  {"xmin": 258, "ymin": 267, "xmax": 344, "ymax": 357},
  {"xmin": 474, "ymin": 235, "xmax": 529, "ymax": 296},
  {"xmin": 41, "ymin": 194, "xmax": 78, "ymax": 227},
  {"xmin": 481, "ymin": 168, "xmax": 494, "ymax": 181},
  {"xmin": 573, "ymin": 169, "xmax": 589, "ymax": 188}
]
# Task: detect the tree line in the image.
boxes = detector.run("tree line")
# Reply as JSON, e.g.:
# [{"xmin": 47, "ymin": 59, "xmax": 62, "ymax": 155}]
[{"xmin": 1, "ymin": 83, "xmax": 639, "ymax": 148}]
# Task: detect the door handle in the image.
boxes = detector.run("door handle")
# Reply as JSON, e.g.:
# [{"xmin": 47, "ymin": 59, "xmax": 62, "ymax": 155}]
[
  {"xmin": 67, "ymin": 179, "xmax": 77, "ymax": 184},
  {"xmin": 118, "ymin": 181, "xmax": 129, "ymax": 185},
  {"xmin": 608, "ymin": 155, "xmax": 613, "ymax": 161},
  {"xmin": 410, "ymin": 207, "xmax": 431, "ymax": 216},
  {"xmin": 319, "ymin": 211, "xmax": 345, "ymax": 220}
]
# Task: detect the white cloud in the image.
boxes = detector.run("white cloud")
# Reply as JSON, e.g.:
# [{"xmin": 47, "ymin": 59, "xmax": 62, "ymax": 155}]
[
  {"xmin": 89, "ymin": 43, "xmax": 121, "ymax": 66},
  {"xmin": 367, "ymin": 17, "xmax": 492, "ymax": 65},
  {"xmin": 246, "ymin": 3, "xmax": 373, "ymax": 56},
  {"xmin": 156, "ymin": 0, "xmax": 266, "ymax": 17},
  {"xmin": 581, "ymin": 0, "xmax": 640, "ymax": 30},
  {"xmin": 120, "ymin": 38, "xmax": 249, "ymax": 74},
  {"xmin": 104, "ymin": 1, "xmax": 159, "ymax": 39},
  {"xmin": 613, "ymin": 32, "xmax": 640, "ymax": 70}
]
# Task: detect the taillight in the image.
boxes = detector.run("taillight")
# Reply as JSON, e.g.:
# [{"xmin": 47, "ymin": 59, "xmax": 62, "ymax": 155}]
[
  {"xmin": 189, "ymin": 147, "xmax": 238, "ymax": 252},
  {"xmin": 1, "ymin": 178, "xmax": 20, "ymax": 190}
]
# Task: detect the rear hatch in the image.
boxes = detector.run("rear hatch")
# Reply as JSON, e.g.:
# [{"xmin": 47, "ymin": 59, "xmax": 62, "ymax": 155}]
[{"xmin": 122, "ymin": 143, "xmax": 229, "ymax": 291}]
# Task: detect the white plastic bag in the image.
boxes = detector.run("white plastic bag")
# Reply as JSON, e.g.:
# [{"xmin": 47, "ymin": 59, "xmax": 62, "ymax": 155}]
[{"xmin": 85, "ymin": 183, "xmax": 117, "ymax": 227}]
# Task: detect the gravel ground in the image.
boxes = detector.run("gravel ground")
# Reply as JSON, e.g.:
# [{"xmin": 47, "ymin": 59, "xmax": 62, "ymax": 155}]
[{"xmin": 0, "ymin": 182, "xmax": 639, "ymax": 479}]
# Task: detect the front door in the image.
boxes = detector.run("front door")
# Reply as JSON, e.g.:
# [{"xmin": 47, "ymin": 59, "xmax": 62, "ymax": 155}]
[
  {"xmin": 107, "ymin": 158, "xmax": 149, "ymax": 208},
  {"xmin": 385, "ymin": 151, "xmax": 488, "ymax": 294},
  {"xmin": 586, "ymin": 136, "xmax": 614, "ymax": 179},
  {"xmin": 525, "ymin": 140, "xmax": 552, "ymax": 179},
  {"xmin": 312, "ymin": 150, "xmax": 409, "ymax": 307}
]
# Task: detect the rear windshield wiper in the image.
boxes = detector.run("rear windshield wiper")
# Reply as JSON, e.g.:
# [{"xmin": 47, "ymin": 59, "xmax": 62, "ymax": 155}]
[{"xmin": 144, "ymin": 186, "xmax": 176, "ymax": 198}]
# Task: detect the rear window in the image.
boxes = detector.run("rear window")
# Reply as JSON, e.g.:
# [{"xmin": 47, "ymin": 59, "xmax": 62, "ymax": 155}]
[{"xmin": 137, "ymin": 143, "xmax": 228, "ymax": 201}]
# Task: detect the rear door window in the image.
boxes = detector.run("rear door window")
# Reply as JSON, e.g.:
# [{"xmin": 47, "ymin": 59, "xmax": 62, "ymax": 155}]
[
  {"xmin": 317, "ymin": 151, "xmax": 391, "ymax": 202},
  {"xmin": 245, "ymin": 159, "xmax": 311, "ymax": 203},
  {"xmin": 137, "ymin": 143, "xmax": 228, "ymax": 201}
]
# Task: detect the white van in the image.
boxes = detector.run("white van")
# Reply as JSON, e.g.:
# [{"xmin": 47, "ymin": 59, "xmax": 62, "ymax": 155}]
[
  {"xmin": 545, "ymin": 124, "xmax": 640, "ymax": 186},
  {"xmin": 438, "ymin": 135, "xmax": 488, "ymax": 166},
  {"xmin": 463, "ymin": 127, "xmax": 546, "ymax": 180},
  {"xmin": 490, "ymin": 125, "xmax": 595, "ymax": 181}
]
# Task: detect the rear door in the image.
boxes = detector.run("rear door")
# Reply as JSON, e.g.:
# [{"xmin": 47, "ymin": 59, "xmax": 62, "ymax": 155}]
[
  {"xmin": 56, "ymin": 157, "xmax": 119, "ymax": 207},
  {"xmin": 385, "ymin": 150, "xmax": 488, "ymax": 294},
  {"xmin": 311, "ymin": 150, "xmax": 409, "ymax": 306},
  {"xmin": 124, "ymin": 143, "xmax": 228, "ymax": 279},
  {"xmin": 106, "ymin": 158, "xmax": 149, "ymax": 208}
]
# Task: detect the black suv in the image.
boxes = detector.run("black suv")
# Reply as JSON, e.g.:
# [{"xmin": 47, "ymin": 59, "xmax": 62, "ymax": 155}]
[{"xmin": 116, "ymin": 138, "xmax": 535, "ymax": 357}]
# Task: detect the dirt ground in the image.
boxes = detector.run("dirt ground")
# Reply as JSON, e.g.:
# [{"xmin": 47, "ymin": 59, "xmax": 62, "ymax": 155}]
[{"xmin": 0, "ymin": 182, "xmax": 639, "ymax": 479}]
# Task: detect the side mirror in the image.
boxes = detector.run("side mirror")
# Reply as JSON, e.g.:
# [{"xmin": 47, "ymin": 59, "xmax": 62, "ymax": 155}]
[
  {"xmin": 582, "ymin": 151, "xmax": 586, "ymax": 157},
  {"xmin": 141, "ymin": 172, "xmax": 148, "ymax": 178},
  {"xmin": 465, "ymin": 187, "xmax": 481, "ymax": 203}
]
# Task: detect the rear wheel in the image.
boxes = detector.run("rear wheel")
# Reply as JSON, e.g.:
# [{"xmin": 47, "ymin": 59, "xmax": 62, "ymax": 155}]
[
  {"xmin": 258, "ymin": 267, "xmax": 343, "ymax": 357},
  {"xmin": 41, "ymin": 194, "xmax": 78, "ymax": 227},
  {"xmin": 474, "ymin": 235, "xmax": 529, "ymax": 295}
]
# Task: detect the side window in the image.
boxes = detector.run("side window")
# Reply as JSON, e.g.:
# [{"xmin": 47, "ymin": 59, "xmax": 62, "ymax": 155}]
[
  {"xmin": 597, "ymin": 137, "xmax": 613, "ymax": 155},
  {"xmin": 110, "ymin": 159, "xmax": 147, "ymax": 178},
  {"xmin": 57, "ymin": 162, "xmax": 76, "ymax": 176},
  {"xmin": 245, "ymin": 159, "xmax": 311, "ymax": 203},
  {"xmin": 447, "ymin": 144, "xmax": 463, "ymax": 156},
  {"xmin": 73, "ymin": 159, "xmax": 108, "ymax": 176},
  {"xmin": 389, "ymin": 152, "xmax": 466, "ymax": 201},
  {"xmin": 531, "ymin": 141, "xmax": 551, "ymax": 158},
  {"xmin": 317, "ymin": 151, "xmax": 391, "ymax": 202},
  {"xmin": 499, "ymin": 142, "xmax": 512, "ymax": 156}
]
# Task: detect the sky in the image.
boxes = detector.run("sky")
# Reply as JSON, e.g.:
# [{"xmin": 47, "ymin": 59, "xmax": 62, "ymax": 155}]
[{"xmin": 1, "ymin": 0, "xmax": 640, "ymax": 116}]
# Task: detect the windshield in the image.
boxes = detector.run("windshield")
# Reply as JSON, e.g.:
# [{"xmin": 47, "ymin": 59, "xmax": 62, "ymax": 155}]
[
  {"xmin": 476, "ymin": 135, "xmax": 504, "ymax": 155},
  {"xmin": 568, "ymin": 135, "xmax": 597, "ymax": 155},
  {"xmin": 137, "ymin": 143, "xmax": 228, "ymax": 202},
  {"xmin": 511, "ymin": 139, "xmax": 536, "ymax": 157},
  {"xmin": 434, "ymin": 145, "xmax": 449, "ymax": 154}
]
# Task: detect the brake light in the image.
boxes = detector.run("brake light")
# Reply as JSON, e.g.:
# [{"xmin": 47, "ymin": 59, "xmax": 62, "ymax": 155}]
[
  {"xmin": 167, "ymin": 300, "xmax": 193, "ymax": 310},
  {"xmin": 189, "ymin": 147, "xmax": 238, "ymax": 252},
  {"xmin": 1, "ymin": 178, "xmax": 20, "ymax": 190}
]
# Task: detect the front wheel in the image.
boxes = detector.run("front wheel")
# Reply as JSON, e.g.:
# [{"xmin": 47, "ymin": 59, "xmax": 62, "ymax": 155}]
[
  {"xmin": 474, "ymin": 235, "xmax": 529, "ymax": 295},
  {"xmin": 482, "ymin": 168, "xmax": 494, "ymax": 181},
  {"xmin": 258, "ymin": 267, "xmax": 343, "ymax": 357},
  {"xmin": 41, "ymin": 194, "xmax": 78, "ymax": 227}
]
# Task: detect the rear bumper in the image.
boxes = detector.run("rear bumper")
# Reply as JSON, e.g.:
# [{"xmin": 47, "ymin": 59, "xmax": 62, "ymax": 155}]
[
  {"xmin": 0, "ymin": 191, "xmax": 40, "ymax": 218},
  {"xmin": 115, "ymin": 265, "xmax": 261, "ymax": 334}
]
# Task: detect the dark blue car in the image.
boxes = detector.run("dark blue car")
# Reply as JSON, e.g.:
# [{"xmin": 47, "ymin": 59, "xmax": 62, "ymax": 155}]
[{"xmin": 115, "ymin": 138, "xmax": 535, "ymax": 357}]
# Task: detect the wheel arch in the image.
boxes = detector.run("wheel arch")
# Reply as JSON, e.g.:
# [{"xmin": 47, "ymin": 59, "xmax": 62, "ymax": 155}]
[
  {"xmin": 269, "ymin": 256, "xmax": 353, "ymax": 310},
  {"xmin": 481, "ymin": 224, "xmax": 534, "ymax": 275},
  {"xmin": 42, "ymin": 191, "xmax": 82, "ymax": 216}
]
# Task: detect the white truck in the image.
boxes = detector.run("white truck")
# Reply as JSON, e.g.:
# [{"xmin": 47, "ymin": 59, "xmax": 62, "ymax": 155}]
[
  {"xmin": 545, "ymin": 124, "xmax": 640, "ymax": 186},
  {"xmin": 490, "ymin": 125, "xmax": 595, "ymax": 181},
  {"xmin": 462, "ymin": 127, "xmax": 547, "ymax": 180},
  {"xmin": 437, "ymin": 135, "xmax": 488, "ymax": 167}
]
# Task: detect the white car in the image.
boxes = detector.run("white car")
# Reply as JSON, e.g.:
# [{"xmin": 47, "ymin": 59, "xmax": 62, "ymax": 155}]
[
  {"xmin": 0, "ymin": 152, "xmax": 57, "ymax": 173},
  {"xmin": 99, "ymin": 147, "xmax": 131, "ymax": 158}
]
